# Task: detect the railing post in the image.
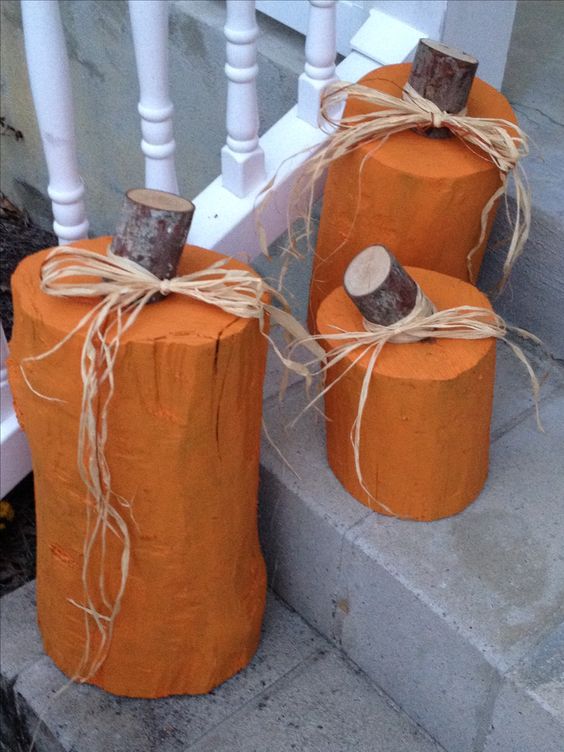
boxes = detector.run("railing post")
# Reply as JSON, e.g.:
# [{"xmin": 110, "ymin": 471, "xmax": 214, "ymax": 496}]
[
  {"xmin": 442, "ymin": 0, "xmax": 517, "ymax": 88},
  {"xmin": 298, "ymin": 0, "xmax": 338, "ymax": 126},
  {"xmin": 128, "ymin": 0, "xmax": 179, "ymax": 194},
  {"xmin": 221, "ymin": 0, "xmax": 266, "ymax": 198},
  {"xmin": 21, "ymin": 0, "xmax": 89, "ymax": 243}
]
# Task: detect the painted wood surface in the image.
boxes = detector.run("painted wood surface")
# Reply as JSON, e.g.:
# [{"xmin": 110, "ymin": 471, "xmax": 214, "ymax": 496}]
[
  {"xmin": 0, "ymin": 325, "xmax": 31, "ymax": 497},
  {"xmin": 8, "ymin": 238, "xmax": 268, "ymax": 696},
  {"xmin": 221, "ymin": 0, "xmax": 266, "ymax": 197},
  {"xmin": 297, "ymin": 1, "xmax": 337, "ymax": 127},
  {"xmin": 309, "ymin": 63, "xmax": 516, "ymax": 330},
  {"xmin": 128, "ymin": 0, "xmax": 179, "ymax": 194},
  {"xmin": 21, "ymin": 0, "xmax": 88, "ymax": 244},
  {"xmin": 318, "ymin": 268, "xmax": 496, "ymax": 521}
]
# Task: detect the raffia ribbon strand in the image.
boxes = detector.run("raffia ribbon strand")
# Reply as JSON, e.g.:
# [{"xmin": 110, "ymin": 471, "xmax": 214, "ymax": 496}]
[
  {"xmin": 22, "ymin": 246, "xmax": 323, "ymax": 683},
  {"xmin": 279, "ymin": 80, "xmax": 529, "ymax": 289},
  {"xmin": 288, "ymin": 295, "xmax": 543, "ymax": 513}
]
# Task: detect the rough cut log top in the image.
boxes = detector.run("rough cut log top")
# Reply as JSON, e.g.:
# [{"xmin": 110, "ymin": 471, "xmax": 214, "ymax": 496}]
[
  {"xmin": 408, "ymin": 39, "xmax": 478, "ymax": 113},
  {"xmin": 344, "ymin": 245, "xmax": 433, "ymax": 326}
]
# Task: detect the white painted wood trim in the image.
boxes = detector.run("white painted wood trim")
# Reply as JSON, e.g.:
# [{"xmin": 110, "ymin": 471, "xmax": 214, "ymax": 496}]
[
  {"xmin": 442, "ymin": 0, "xmax": 517, "ymax": 89},
  {"xmin": 297, "ymin": 1, "xmax": 338, "ymax": 127},
  {"xmin": 0, "ymin": 328, "xmax": 12, "ymax": 424},
  {"xmin": 366, "ymin": 1, "xmax": 446, "ymax": 41},
  {"xmin": 128, "ymin": 0, "xmax": 179, "ymax": 194},
  {"xmin": 350, "ymin": 8, "xmax": 426, "ymax": 66},
  {"xmin": 192, "ymin": 106, "xmax": 326, "ymax": 257},
  {"xmin": 256, "ymin": 0, "xmax": 368, "ymax": 57},
  {"xmin": 21, "ymin": 0, "xmax": 89, "ymax": 244},
  {"xmin": 0, "ymin": 415, "xmax": 32, "ymax": 498},
  {"xmin": 189, "ymin": 51, "xmax": 378, "ymax": 258},
  {"xmin": 0, "ymin": 326, "xmax": 31, "ymax": 497},
  {"xmin": 221, "ymin": 0, "xmax": 266, "ymax": 198}
]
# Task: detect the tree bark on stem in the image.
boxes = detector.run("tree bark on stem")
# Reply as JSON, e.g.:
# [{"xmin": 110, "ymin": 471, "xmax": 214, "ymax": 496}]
[
  {"xmin": 110, "ymin": 188, "xmax": 194, "ymax": 281},
  {"xmin": 407, "ymin": 39, "xmax": 479, "ymax": 139},
  {"xmin": 344, "ymin": 245, "xmax": 433, "ymax": 326}
]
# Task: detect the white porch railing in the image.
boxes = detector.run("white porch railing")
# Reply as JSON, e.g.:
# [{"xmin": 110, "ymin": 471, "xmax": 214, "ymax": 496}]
[
  {"xmin": 221, "ymin": 0, "xmax": 265, "ymax": 197},
  {"xmin": 129, "ymin": 0, "xmax": 179, "ymax": 194},
  {"xmin": 1, "ymin": 327, "xmax": 32, "ymax": 498},
  {"xmin": 1, "ymin": 0, "xmax": 516, "ymax": 494},
  {"xmin": 20, "ymin": 0, "xmax": 89, "ymax": 244}
]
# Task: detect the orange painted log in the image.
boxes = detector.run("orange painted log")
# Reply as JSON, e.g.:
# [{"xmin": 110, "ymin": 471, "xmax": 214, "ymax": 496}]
[
  {"xmin": 8, "ymin": 237, "xmax": 268, "ymax": 697},
  {"xmin": 317, "ymin": 268, "xmax": 496, "ymax": 521},
  {"xmin": 309, "ymin": 63, "xmax": 516, "ymax": 330}
]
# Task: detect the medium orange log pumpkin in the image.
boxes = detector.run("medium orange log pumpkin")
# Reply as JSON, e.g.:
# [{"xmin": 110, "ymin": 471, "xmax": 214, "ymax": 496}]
[{"xmin": 309, "ymin": 63, "xmax": 516, "ymax": 331}]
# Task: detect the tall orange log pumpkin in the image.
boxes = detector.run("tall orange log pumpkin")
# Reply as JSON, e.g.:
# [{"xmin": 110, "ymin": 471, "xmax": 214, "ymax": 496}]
[{"xmin": 8, "ymin": 238, "xmax": 268, "ymax": 697}]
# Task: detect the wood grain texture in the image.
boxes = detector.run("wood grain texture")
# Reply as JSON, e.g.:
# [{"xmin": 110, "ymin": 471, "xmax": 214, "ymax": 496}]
[
  {"xmin": 110, "ymin": 189, "xmax": 194, "ymax": 280},
  {"xmin": 309, "ymin": 63, "xmax": 516, "ymax": 332},
  {"xmin": 317, "ymin": 267, "xmax": 496, "ymax": 521},
  {"xmin": 8, "ymin": 237, "xmax": 267, "ymax": 697},
  {"xmin": 344, "ymin": 245, "xmax": 420, "ymax": 325},
  {"xmin": 408, "ymin": 39, "xmax": 478, "ymax": 138}
]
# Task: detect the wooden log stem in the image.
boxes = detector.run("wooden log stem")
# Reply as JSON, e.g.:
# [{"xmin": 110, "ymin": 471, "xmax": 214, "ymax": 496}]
[
  {"xmin": 407, "ymin": 39, "xmax": 479, "ymax": 139},
  {"xmin": 343, "ymin": 245, "xmax": 433, "ymax": 326},
  {"xmin": 110, "ymin": 188, "xmax": 195, "ymax": 281}
]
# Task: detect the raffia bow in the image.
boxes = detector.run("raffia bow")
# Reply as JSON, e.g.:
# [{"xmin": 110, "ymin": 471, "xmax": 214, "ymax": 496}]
[
  {"xmin": 21, "ymin": 246, "xmax": 323, "ymax": 682},
  {"xmin": 288, "ymin": 302, "xmax": 543, "ymax": 514},
  {"xmin": 281, "ymin": 79, "xmax": 530, "ymax": 289}
]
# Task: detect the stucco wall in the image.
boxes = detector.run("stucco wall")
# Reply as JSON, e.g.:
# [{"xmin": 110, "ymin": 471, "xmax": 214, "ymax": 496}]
[
  {"xmin": 478, "ymin": 0, "xmax": 564, "ymax": 358},
  {"xmin": 0, "ymin": 0, "xmax": 302, "ymax": 234}
]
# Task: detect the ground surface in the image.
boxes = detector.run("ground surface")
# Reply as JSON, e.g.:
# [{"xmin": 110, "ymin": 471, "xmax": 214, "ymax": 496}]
[
  {"xmin": 1, "ymin": 199, "xmax": 54, "ymax": 596},
  {"xmin": 0, "ymin": 475, "xmax": 35, "ymax": 598},
  {"xmin": 1, "ymin": 197, "xmax": 56, "ymax": 338},
  {"xmin": 1, "ymin": 584, "xmax": 443, "ymax": 752}
]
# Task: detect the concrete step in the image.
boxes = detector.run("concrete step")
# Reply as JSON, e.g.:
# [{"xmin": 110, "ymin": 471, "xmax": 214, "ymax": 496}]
[
  {"xmin": 0, "ymin": 585, "xmax": 442, "ymax": 752},
  {"xmin": 259, "ymin": 344, "xmax": 564, "ymax": 752}
]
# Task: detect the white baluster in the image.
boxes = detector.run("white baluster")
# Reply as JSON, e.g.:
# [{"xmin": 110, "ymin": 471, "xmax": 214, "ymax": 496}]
[
  {"xmin": 21, "ymin": 0, "xmax": 88, "ymax": 243},
  {"xmin": 298, "ymin": 0, "xmax": 338, "ymax": 126},
  {"xmin": 128, "ymin": 0, "xmax": 179, "ymax": 194},
  {"xmin": 221, "ymin": 0, "xmax": 266, "ymax": 198}
]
